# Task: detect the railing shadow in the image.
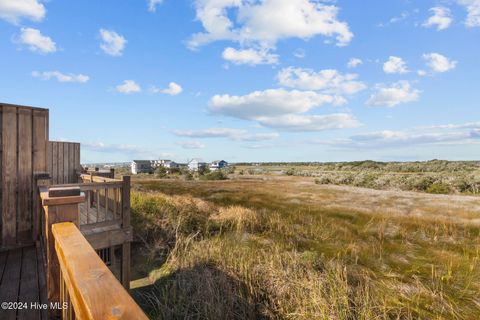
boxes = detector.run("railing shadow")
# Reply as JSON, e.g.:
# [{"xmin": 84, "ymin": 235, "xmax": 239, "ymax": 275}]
[{"xmin": 131, "ymin": 262, "xmax": 270, "ymax": 320}]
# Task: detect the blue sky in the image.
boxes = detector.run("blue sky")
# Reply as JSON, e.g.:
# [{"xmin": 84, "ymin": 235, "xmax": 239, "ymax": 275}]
[{"xmin": 1, "ymin": 0, "xmax": 479, "ymax": 163}]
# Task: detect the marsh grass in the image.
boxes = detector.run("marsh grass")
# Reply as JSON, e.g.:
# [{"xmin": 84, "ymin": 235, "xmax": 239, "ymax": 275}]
[{"xmin": 131, "ymin": 178, "xmax": 480, "ymax": 319}]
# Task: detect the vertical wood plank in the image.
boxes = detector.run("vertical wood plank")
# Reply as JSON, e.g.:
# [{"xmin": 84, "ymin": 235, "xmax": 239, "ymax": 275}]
[
  {"xmin": 74, "ymin": 143, "xmax": 80, "ymax": 182},
  {"xmin": 17, "ymin": 108, "xmax": 33, "ymax": 242},
  {"xmin": 2, "ymin": 107, "xmax": 17, "ymax": 246},
  {"xmin": 57, "ymin": 142, "xmax": 64, "ymax": 184},
  {"xmin": 52, "ymin": 142, "xmax": 58, "ymax": 185},
  {"xmin": 63, "ymin": 142, "xmax": 69, "ymax": 184},
  {"xmin": 33, "ymin": 110, "xmax": 48, "ymax": 174}
]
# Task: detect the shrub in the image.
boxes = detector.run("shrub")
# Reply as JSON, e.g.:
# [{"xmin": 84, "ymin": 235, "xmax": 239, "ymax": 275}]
[
  {"xmin": 201, "ymin": 170, "xmax": 228, "ymax": 181},
  {"xmin": 426, "ymin": 183, "xmax": 450, "ymax": 194},
  {"xmin": 155, "ymin": 166, "xmax": 167, "ymax": 178}
]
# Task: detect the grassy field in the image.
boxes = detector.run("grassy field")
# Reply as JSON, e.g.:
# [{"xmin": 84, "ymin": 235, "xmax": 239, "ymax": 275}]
[
  {"xmin": 234, "ymin": 160, "xmax": 480, "ymax": 195},
  {"xmin": 128, "ymin": 175, "xmax": 480, "ymax": 319}
]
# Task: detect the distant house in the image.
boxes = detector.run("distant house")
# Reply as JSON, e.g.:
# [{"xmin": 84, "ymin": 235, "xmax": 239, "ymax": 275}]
[
  {"xmin": 131, "ymin": 159, "xmax": 181, "ymax": 174},
  {"xmin": 163, "ymin": 160, "xmax": 179, "ymax": 169},
  {"xmin": 131, "ymin": 160, "xmax": 154, "ymax": 174},
  {"xmin": 188, "ymin": 159, "xmax": 207, "ymax": 172},
  {"xmin": 210, "ymin": 160, "xmax": 228, "ymax": 171}
]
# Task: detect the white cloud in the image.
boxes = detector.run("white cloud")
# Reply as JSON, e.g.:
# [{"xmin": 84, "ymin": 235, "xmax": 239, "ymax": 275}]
[
  {"xmin": 222, "ymin": 47, "xmax": 278, "ymax": 65},
  {"xmin": 319, "ymin": 129, "xmax": 480, "ymax": 149},
  {"xmin": 423, "ymin": 7, "xmax": 453, "ymax": 30},
  {"xmin": 189, "ymin": 0, "xmax": 353, "ymax": 49},
  {"xmin": 366, "ymin": 81, "xmax": 420, "ymax": 107},
  {"xmin": 294, "ymin": 48, "xmax": 306, "ymax": 59},
  {"xmin": 312, "ymin": 120, "xmax": 480, "ymax": 149},
  {"xmin": 423, "ymin": 53, "xmax": 457, "ymax": 73},
  {"xmin": 151, "ymin": 82, "xmax": 183, "ymax": 95},
  {"xmin": 417, "ymin": 70, "xmax": 427, "ymax": 76},
  {"xmin": 32, "ymin": 71, "xmax": 89, "ymax": 83},
  {"xmin": 173, "ymin": 127, "xmax": 279, "ymax": 141},
  {"xmin": 99, "ymin": 29, "xmax": 126, "ymax": 56},
  {"xmin": 420, "ymin": 121, "xmax": 480, "ymax": 130},
  {"xmin": 277, "ymin": 67, "xmax": 366, "ymax": 95},
  {"xmin": 0, "ymin": 0, "xmax": 45, "ymax": 24},
  {"xmin": 147, "ymin": 0, "xmax": 163, "ymax": 12},
  {"xmin": 257, "ymin": 113, "xmax": 361, "ymax": 132},
  {"xmin": 383, "ymin": 56, "xmax": 408, "ymax": 74},
  {"xmin": 457, "ymin": 0, "xmax": 480, "ymax": 27},
  {"xmin": 347, "ymin": 58, "xmax": 362, "ymax": 68},
  {"xmin": 82, "ymin": 141, "xmax": 175, "ymax": 160},
  {"xmin": 209, "ymin": 88, "xmax": 344, "ymax": 120},
  {"xmin": 177, "ymin": 141, "xmax": 205, "ymax": 149},
  {"xmin": 18, "ymin": 27, "xmax": 56, "ymax": 54},
  {"xmin": 116, "ymin": 80, "xmax": 141, "ymax": 94}
]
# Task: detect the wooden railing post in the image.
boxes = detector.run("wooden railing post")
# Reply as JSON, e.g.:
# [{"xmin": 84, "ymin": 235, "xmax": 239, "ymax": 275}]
[
  {"xmin": 40, "ymin": 187, "xmax": 85, "ymax": 317},
  {"xmin": 121, "ymin": 175, "xmax": 131, "ymax": 289},
  {"xmin": 34, "ymin": 172, "xmax": 51, "ymax": 242}
]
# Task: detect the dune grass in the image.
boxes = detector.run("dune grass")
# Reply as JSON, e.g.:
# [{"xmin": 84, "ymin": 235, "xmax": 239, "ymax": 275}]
[{"xmin": 130, "ymin": 178, "xmax": 480, "ymax": 319}]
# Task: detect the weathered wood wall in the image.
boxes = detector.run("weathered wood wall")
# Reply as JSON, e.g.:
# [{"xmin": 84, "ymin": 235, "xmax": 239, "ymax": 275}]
[
  {"xmin": 47, "ymin": 141, "xmax": 81, "ymax": 185},
  {"xmin": 0, "ymin": 103, "xmax": 49, "ymax": 248}
]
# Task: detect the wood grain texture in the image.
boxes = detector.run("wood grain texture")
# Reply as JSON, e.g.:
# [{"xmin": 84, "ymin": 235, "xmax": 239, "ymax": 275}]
[
  {"xmin": 52, "ymin": 222, "xmax": 148, "ymax": 320},
  {"xmin": 2, "ymin": 106, "xmax": 17, "ymax": 246},
  {"xmin": 17, "ymin": 108, "xmax": 33, "ymax": 242}
]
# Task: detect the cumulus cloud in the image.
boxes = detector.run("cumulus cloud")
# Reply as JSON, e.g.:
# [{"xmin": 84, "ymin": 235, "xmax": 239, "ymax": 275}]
[
  {"xmin": 256, "ymin": 113, "xmax": 361, "ymax": 132},
  {"xmin": 0, "ymin": 0, "xmax": 45, "ymax": 24},
  {"xmin": 151, "ymin": 82, "xmax": 183, "ymax": 95},
  {"xmin": 366, "ymin": 81, "xmax": 420, "ymax": 107},
  {"xmin": 277, "ymin": 67, "xmax": 366, "ymax": 96},
  {"xmin": 177, "ymin": 141, "xmax": 205, "ymax": 149},
  {"xmin": 32, "ymin": 71, "xmax": 89, "ymax": 83},
  {"xmin": 188, "ymin": 0, "xmax": 353, "ymax": 49},
  {"xmin": 209, "ymin": 88, "xmax": 344, "ymax": 120},
  {"xmin": 99, "ymin": 29, "xmax": 126, "ymax": 56},
  {"xmin": 347, "ymin": 58, "xmax": 362, "ymax": 68},
  {"xmin": 383, "ymin": 56, "xmax": 408, "ymax": 74},
  {"xmin": 222, "ymin": 47, "xmax": 278, "ymax": 65},
  {"xmin": 423, "ymin": 7, "xmax": 453, "ymax": 30},
  {"xmin": 457, "ymin": 0, "xmax": 480, "ymax": 27},
  {"xmin": 173, "ymin": 127, "xmax": 279, "ymax": 141},
  {"xmin": 18, "ymin": 27, "xmax": 56, "ymax": 54},
  {"xmin": 147, "ymin": 0, "xmax": 163, "ymax": 12},
  {"xmin": 116, "ymin": 80, "xmax": 141, "ymax": 94},
  {"xmin": 423, "ymin": 53, "xmax": 457, "ymax": 73}
]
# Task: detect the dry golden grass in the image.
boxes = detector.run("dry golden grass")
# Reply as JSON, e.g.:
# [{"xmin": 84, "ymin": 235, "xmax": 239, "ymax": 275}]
[{"xmin": 131, "ymin": 176, "xmax": 480, "ymax": 319}]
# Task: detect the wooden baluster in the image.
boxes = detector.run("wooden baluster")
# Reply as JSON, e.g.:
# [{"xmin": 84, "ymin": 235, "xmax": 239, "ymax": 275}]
[
  {"xmin": 105, "ymin": 188, "xmax": 109, "ymax": 220},
  {"xmin": 113, "ymin": 187, "xmax": 118, "ymax": 220},
  {"xmin": 96, "ymin": 190, "xmax": 100, "ymax": 223}
]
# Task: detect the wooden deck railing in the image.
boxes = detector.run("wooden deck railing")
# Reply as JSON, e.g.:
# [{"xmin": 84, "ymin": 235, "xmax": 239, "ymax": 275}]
[
  {"xmin": 50, "ymin": 174, "xmax": 130, "ymax": 229},
  {"xmin": 52, "ymin": 222, "xmax": 147, "ymax": 320}
]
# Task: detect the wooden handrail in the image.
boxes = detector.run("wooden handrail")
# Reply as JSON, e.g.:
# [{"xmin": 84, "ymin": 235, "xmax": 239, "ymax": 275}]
[{"xmin": 52, "ymin": 222, "xmax": 148, "ymax": 319}]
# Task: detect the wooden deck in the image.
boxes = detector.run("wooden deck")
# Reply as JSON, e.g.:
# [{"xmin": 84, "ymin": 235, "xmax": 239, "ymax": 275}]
[
  {"xmin": 79, "ymin": 201, "xmax": 117, "ymax": 225},
  {"xmin": 0, "ymin": 245, "xmax": 48, "ymax": 320}
]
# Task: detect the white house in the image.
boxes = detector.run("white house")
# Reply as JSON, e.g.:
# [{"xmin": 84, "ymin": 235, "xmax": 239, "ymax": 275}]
[
  {"xmin": 131, "ymin": 160, "xmax": 154, "ymax": 174},
  {"xmin": 188, "ymin": 159, "xmax": 207, "ymax": 172},
  {"xmin": 210, "ymin": 160, "xmax": 228, "ymax": 171},
  {"xmin": 163, "ymin": 160, "xmax": 179, "ymax": 169}
]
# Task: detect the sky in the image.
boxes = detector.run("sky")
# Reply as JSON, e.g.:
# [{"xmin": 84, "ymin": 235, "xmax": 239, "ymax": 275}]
[{"xmin": 0, "ymin": 0, "xmax": 479, "ymax": 163}]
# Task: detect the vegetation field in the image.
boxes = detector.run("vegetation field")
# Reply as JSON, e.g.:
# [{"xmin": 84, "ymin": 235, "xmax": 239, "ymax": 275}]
[
  {"xmin": 129, "ymin": 175, "xmax": 480, "ymax": 320},
  {"xmin": 234, "ymin": 160, "xmax": 480, "ymax": 195}
]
